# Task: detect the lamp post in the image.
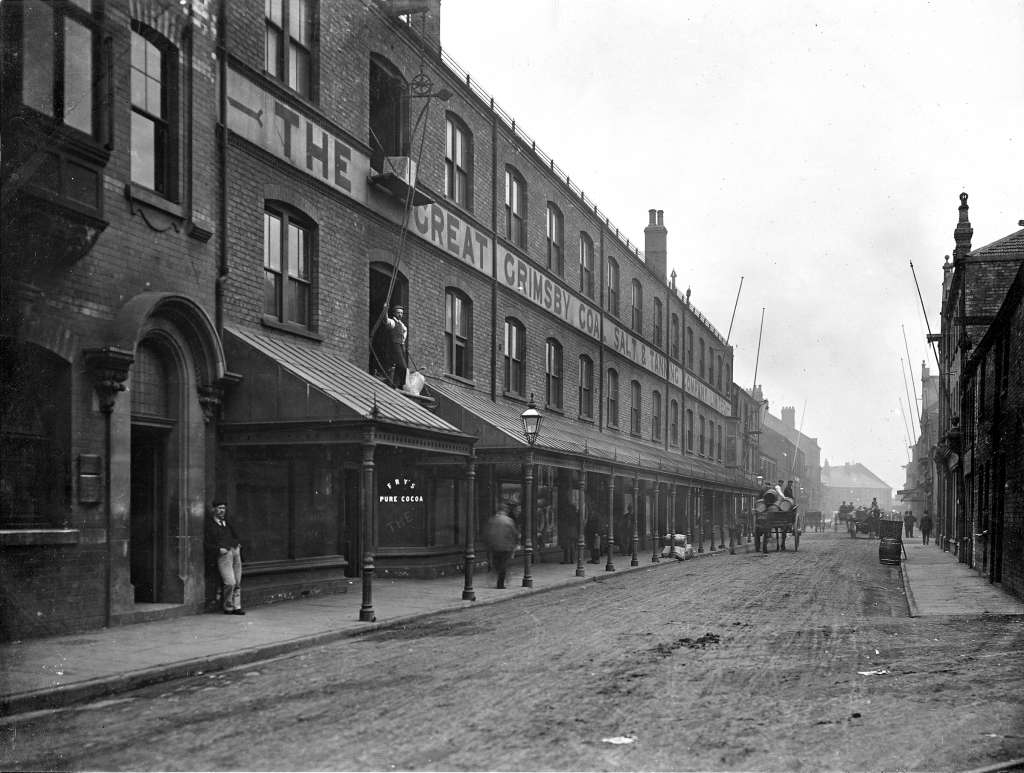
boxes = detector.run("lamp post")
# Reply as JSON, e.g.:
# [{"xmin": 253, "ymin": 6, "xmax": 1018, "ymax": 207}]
[{"xmin": 521, "ymin": 396, "xmax": 542, "ymax": 588}]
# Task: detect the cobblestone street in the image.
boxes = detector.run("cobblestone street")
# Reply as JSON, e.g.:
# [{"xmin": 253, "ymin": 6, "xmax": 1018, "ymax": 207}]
[{"xmin": 3, "ymin": 531, "xmax": 1023, "ymax": 772}]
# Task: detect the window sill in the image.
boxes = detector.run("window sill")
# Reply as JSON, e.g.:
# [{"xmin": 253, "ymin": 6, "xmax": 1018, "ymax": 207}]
[
  {"xmin": 444, "ymin": 373, "xmax": 476, "ymax": 388},
  {"xmin": 577, "ymin": 415, "xmax": 595, "ymax": 424},
  {"xmin": 502, "ymin": 391, "xmax": 529, "ymax": 405},
  {"xmin": 260, "ymin": 316, "xmax": 324, "ymax": 341},
  {"xmin": 125, "ymin": 183, "xmax": 185, "ymax": 233},
  {"xmin": 0, "ymin": 529, "xmax": 81, "ymax": 547},
  {"xmin": 544, "ymin": 404, "xmax": 564, "ymax": 415}
]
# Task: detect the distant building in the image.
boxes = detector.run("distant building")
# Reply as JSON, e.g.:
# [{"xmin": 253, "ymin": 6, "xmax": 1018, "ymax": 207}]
[
  {"xmin": 899, "ymin": 362, "xmax": 940, "ymax": 523},
  {"xmin": 821, "ymin": 462, "xmax": 893, "ymax": 514},
  {"xmin": 760, "ymin": 406, "xmax": 822, "ymax": 512}
]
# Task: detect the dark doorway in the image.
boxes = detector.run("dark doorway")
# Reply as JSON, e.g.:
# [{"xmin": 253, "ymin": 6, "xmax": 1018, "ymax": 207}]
[
  {"xmin": 368, "ymin": 262, "xmax": 408, "ymax": 382},
  {"xmin": 130, "ymin": 425, "xmax": 169, "ymax": 602}
]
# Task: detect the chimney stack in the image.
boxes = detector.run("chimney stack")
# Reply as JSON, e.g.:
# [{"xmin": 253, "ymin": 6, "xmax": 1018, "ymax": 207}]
[
  {"xmin": 644, "ymin": 208, "xmax": 667, "ymax": 281},
  {"xmin": 781, "ymin": 406, "xmax": 796, "ymax": 428},
  {"xmin": 953, "ymin": 192, "xmax": 973, "ymax": 261}
]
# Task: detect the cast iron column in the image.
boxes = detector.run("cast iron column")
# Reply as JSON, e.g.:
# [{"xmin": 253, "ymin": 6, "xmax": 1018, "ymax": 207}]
[
  {"xmin": 522, "ymin": 447, "xmax": 534, "ymax": 587},
  {"xmin": 576, "ymin": 471, "xmax": 587, "ymax": 577},
  {"xmin": 605, "ymin": 475, "xmax": 616, "ymax": 572},
  {"xmin": 630, "ymin": 476, "xmax": 640, "ymax": 566},
  {"xmin": 719, "ymin": 491, "xmax": 726, "ymax": 549},
  {"xmin": 651, "ymin": 481, "xmax": 661, "ymax": 562},
  {"xmin": 669, "ymin": 484, "xmax": 677, "ymax": 554},
  {"xmin": 359, "ymin": 437, "xmax": 376, "ymax": 622},
  {"xmin": 697, "ymin": 488, "xmax": 705, "ymax": 553},
  {"xmin": 462, "ymin": 457, "xmax": 477, "ymax": 601}
]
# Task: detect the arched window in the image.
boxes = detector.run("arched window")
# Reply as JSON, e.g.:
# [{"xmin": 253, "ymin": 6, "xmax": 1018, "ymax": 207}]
[
  {"xmin": 687, "ymin": 327, "xmax": 694, "ymax": 368},
  {"xmin": 545, "ymin": 338, "xmax": 563, "ymax": 409},
  {"xmin": 579, "ymin": 232, "xmax": 594, "ymax": 298},
  {"xmin": 445, "ymin": 113, "xmax": 472, "ymax": 209},
  {"xmin": 671, "ymin": 314, "xmax": 680, "ymax": 359},
  {"xmin": 717, "ymin": 355, "xmax": 724, "ymax": 391},
  {"xmin": 631, "ymin": 279, "xmax": 643, "ymax": 333},
  {"xmin": 578, "ymin": 354, "xmax": 594, "ymax": 419},
  {"xmin": 699, "ymin": 416, "xmax": 706, "ymax": 455},
  {"xmin": 444, "ymin": 288, "xmax": 472, "ymax": 378},
  {"xmin": 546, "ymin": 203, "xmax": 564, "ymax": 275},
  {"xmin": 669, "ymin": 399, "xmax": 679, "ymax": 445},
  {"xmin": 505, "ymin": 166, "xmax": 526, "ymax": 247},
  {"xmin": 607, "ymin": 369, "xmax": 619, "ymax": 427},
  {"xmin": 652, "ymin": 390, "xmax": 662, "ymax": 440},
  {"xmin": 708, "ymin": 420, "xmax": 714, "ymax": 458},
  {"xmin": 630, "ymin": 379, "xmax": 642, "ymax": 434},
  {"xmin": 686, "ymin": 409, "xmax": 694, "ymax": 451},
  {"xmin": 607, "ymin": 257, "xmax": 620, "ymax": 316},
  {"xmin": 653, "ymin": 298, "xmax": 663, "ymax": 347},
  {"xmin": 708, "ymin": 347, "xmax": 714, "ymax": 384},
  {"xmin": 699, "ymin": 338, "xmax": 705, "ymax": 379},
  {"xmin": 716, "ymin": 424, "xmax": 723, "ymax": 462},
  {"xmin": 503, "ymin": 318, "xmax": 525, "ymax": 396}
]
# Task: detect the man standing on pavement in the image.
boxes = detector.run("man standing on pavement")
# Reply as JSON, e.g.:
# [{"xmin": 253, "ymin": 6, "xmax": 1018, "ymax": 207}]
[
  {"xmin": 485, "ymin": 503, "xmax": 519, "ymax": 589},
  {"xmin": 920, "ymin": 512, "xmax": 933, "ymax": 545},
  {"xmin": 205, "ymin": 501, "xmax": 245, "ymax": 615},
  {"xmin": 903, "ymin": 510, "xmax": 917, "ymax": 538}
]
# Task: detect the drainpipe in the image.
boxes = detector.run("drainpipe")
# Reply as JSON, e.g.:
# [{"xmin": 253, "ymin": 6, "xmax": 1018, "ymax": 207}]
[{"xmin": 215, "ymin": 0, "xmax": 229, "ymax": 335}]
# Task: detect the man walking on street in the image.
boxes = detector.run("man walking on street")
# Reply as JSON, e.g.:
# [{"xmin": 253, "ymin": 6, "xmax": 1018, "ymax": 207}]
[
  {"xmin": 920, "ymin": 512, "xmax": 933, "ymax": 545},
  {"xmin": 485, "ymin": 503, "xmax": 519, "ymax": 589},
  {"xmin": 206, "ymin": 501, "xmax": 245, "ymax": 615}
]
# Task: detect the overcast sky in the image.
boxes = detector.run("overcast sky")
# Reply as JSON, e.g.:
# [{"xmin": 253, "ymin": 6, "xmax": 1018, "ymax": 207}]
[{"xmin": 438, "ymin": 0, "xmax": 1024, "ymax": 493}]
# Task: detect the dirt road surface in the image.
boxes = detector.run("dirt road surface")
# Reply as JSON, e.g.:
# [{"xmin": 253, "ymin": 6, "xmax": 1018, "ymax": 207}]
[{"xmin": 2, "ymin": 531, "xmax": 1022, "ymax": 771}]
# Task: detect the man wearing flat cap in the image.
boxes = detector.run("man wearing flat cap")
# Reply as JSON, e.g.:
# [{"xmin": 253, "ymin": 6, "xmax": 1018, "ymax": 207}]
[{"xmin": 382, "ymin": 305, "xmax": 408, "ymax": 388}]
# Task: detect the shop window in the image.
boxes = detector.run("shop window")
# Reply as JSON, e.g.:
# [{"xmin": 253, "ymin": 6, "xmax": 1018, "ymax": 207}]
[
  {"xmin": 607, "ymin": 368, "xmax": 619, "ymax": 427},
  {"xmin": 130, "ymin": 24, "xmax": 177, "ymax": 199},
  {"xmin": 0, "ymin": 341, "xmax": 71, "ymax": 529},
  {"xmin": 545, "ymin": 338, "xmax": 563, "ymax": 409},
  {"xmin": 579, "ymin": 232, "xmax": 594, "ymax": 299},
  {"xmin": 546, "ymin": 203, "xmax": 563, "ymax": 275},
  {"xmin": 578, "ymin": 354, "xmax": 593, "ymax": 419},
  {"xmin": 266, "ymin": 0, "xmax": 313, "ymax": 99},
  {"xmin": 444, "ymin": 288, "xmax": 472, "ymax": 378},
  {"xmin": 503, "ymin": 318, "xmax": 525, "ymax": 396},
  {"xmin": 505, "ymin": 166, "xmax": 526, "ymax": 248},
  {"xmin": 234, "ymin": 457, "xmax": 341, "ymax": 562},
  {"xmin": 263, "ymin": 204, "xmax": 315, "ymax": 331},
  {"xmin": 445, "ymin": 114, "xmax": 472, "ymax": 209},
  {"xmin": 369, "ymin": 54, "xmax": 408, "ymax": 171}
]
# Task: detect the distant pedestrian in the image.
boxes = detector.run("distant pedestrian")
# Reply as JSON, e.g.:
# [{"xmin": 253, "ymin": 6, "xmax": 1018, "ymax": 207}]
[
  {"xmin": 903, "ymin": 511, "xmax": 916, "ymax": 538},
  {"xmin": 585, "ymin": 514, "xmax": 602, "ymax": 564},
  {"xmin": 485, "ymin": 503, "xmax": 519, "ymax": 589},
  {"xmin": 920, "ymin": 513, "xmax": 933, "ymax": 545},
  {"xmin": 205, "ymin": 501, "xmax": 245, "ymax": 615}
]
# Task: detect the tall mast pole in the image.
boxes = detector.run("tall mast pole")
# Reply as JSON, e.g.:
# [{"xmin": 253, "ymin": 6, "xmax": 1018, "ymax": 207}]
[
  {"xmin": 725, "ymin": 276, "xmax": 743, "ymax": 346},
  {"xmin": 752, "ymin": 307, "xmax": 765, "ymax": 390}
]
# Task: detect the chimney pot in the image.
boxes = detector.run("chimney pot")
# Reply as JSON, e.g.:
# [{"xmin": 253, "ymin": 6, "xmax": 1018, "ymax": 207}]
[{"xmin": 649, "ymin": 209, "xmax": 657, "ymax": 225}]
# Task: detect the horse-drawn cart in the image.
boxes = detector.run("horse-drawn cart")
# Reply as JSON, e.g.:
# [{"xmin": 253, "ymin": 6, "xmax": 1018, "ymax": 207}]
[{"xmin": 754, "ymin": 488, "xmax": 800, "ymax": 552}]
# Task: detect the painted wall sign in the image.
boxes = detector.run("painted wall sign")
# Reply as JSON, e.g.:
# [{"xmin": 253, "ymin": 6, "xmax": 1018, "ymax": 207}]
[
  {"xmin": 602, "ymin": 321, "xmax": 682, "ymax": 387},
  {"xmin": 500, "ymin": 250, "xmax": 602, "ymax": 340},
  {"xmin": 409, "ymin": 203, "xmax": 493, "ymax": 276},
  {"xmin": 226, "ymin": 68, "xmax": 369, "ymax": 201},
  {"xmin": 685, "ymin": 372, "xmax": 732, "ymax": 416}
]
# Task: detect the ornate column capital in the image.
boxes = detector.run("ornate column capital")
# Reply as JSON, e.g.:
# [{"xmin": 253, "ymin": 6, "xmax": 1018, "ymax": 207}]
[{"xmin": 83, "ymin": 346, "xmax": 134, "ymax": 413}]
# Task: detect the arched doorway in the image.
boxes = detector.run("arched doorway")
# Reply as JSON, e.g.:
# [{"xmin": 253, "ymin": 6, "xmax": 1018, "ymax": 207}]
[{"xmin": 129, "ymin": 337, "xmax": 182, "ymax": 604}]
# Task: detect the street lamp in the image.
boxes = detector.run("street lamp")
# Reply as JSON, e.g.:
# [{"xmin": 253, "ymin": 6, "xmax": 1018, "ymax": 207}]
[{"xmin": 520, "ymin": 395, "xmax": 542, "ymax": 588}]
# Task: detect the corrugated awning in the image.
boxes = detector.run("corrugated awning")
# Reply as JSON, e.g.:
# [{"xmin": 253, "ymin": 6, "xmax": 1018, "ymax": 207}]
[
  {"xmin": 223, "ymin": 327, "xmax": 471, "ymax": 444},
  {"xmin": 427, "ymin": 379, "xmax": 756, "ymax": 490}
]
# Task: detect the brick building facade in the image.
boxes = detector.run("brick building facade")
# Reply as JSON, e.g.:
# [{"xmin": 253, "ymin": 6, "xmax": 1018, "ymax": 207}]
[
  {"xmin": 2, "ymin": 0, "xmax": 762, "ymax": 640},
  {"xmin": 934, "ymin": 191, "xmax": 1024, "ymax": 601}
]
